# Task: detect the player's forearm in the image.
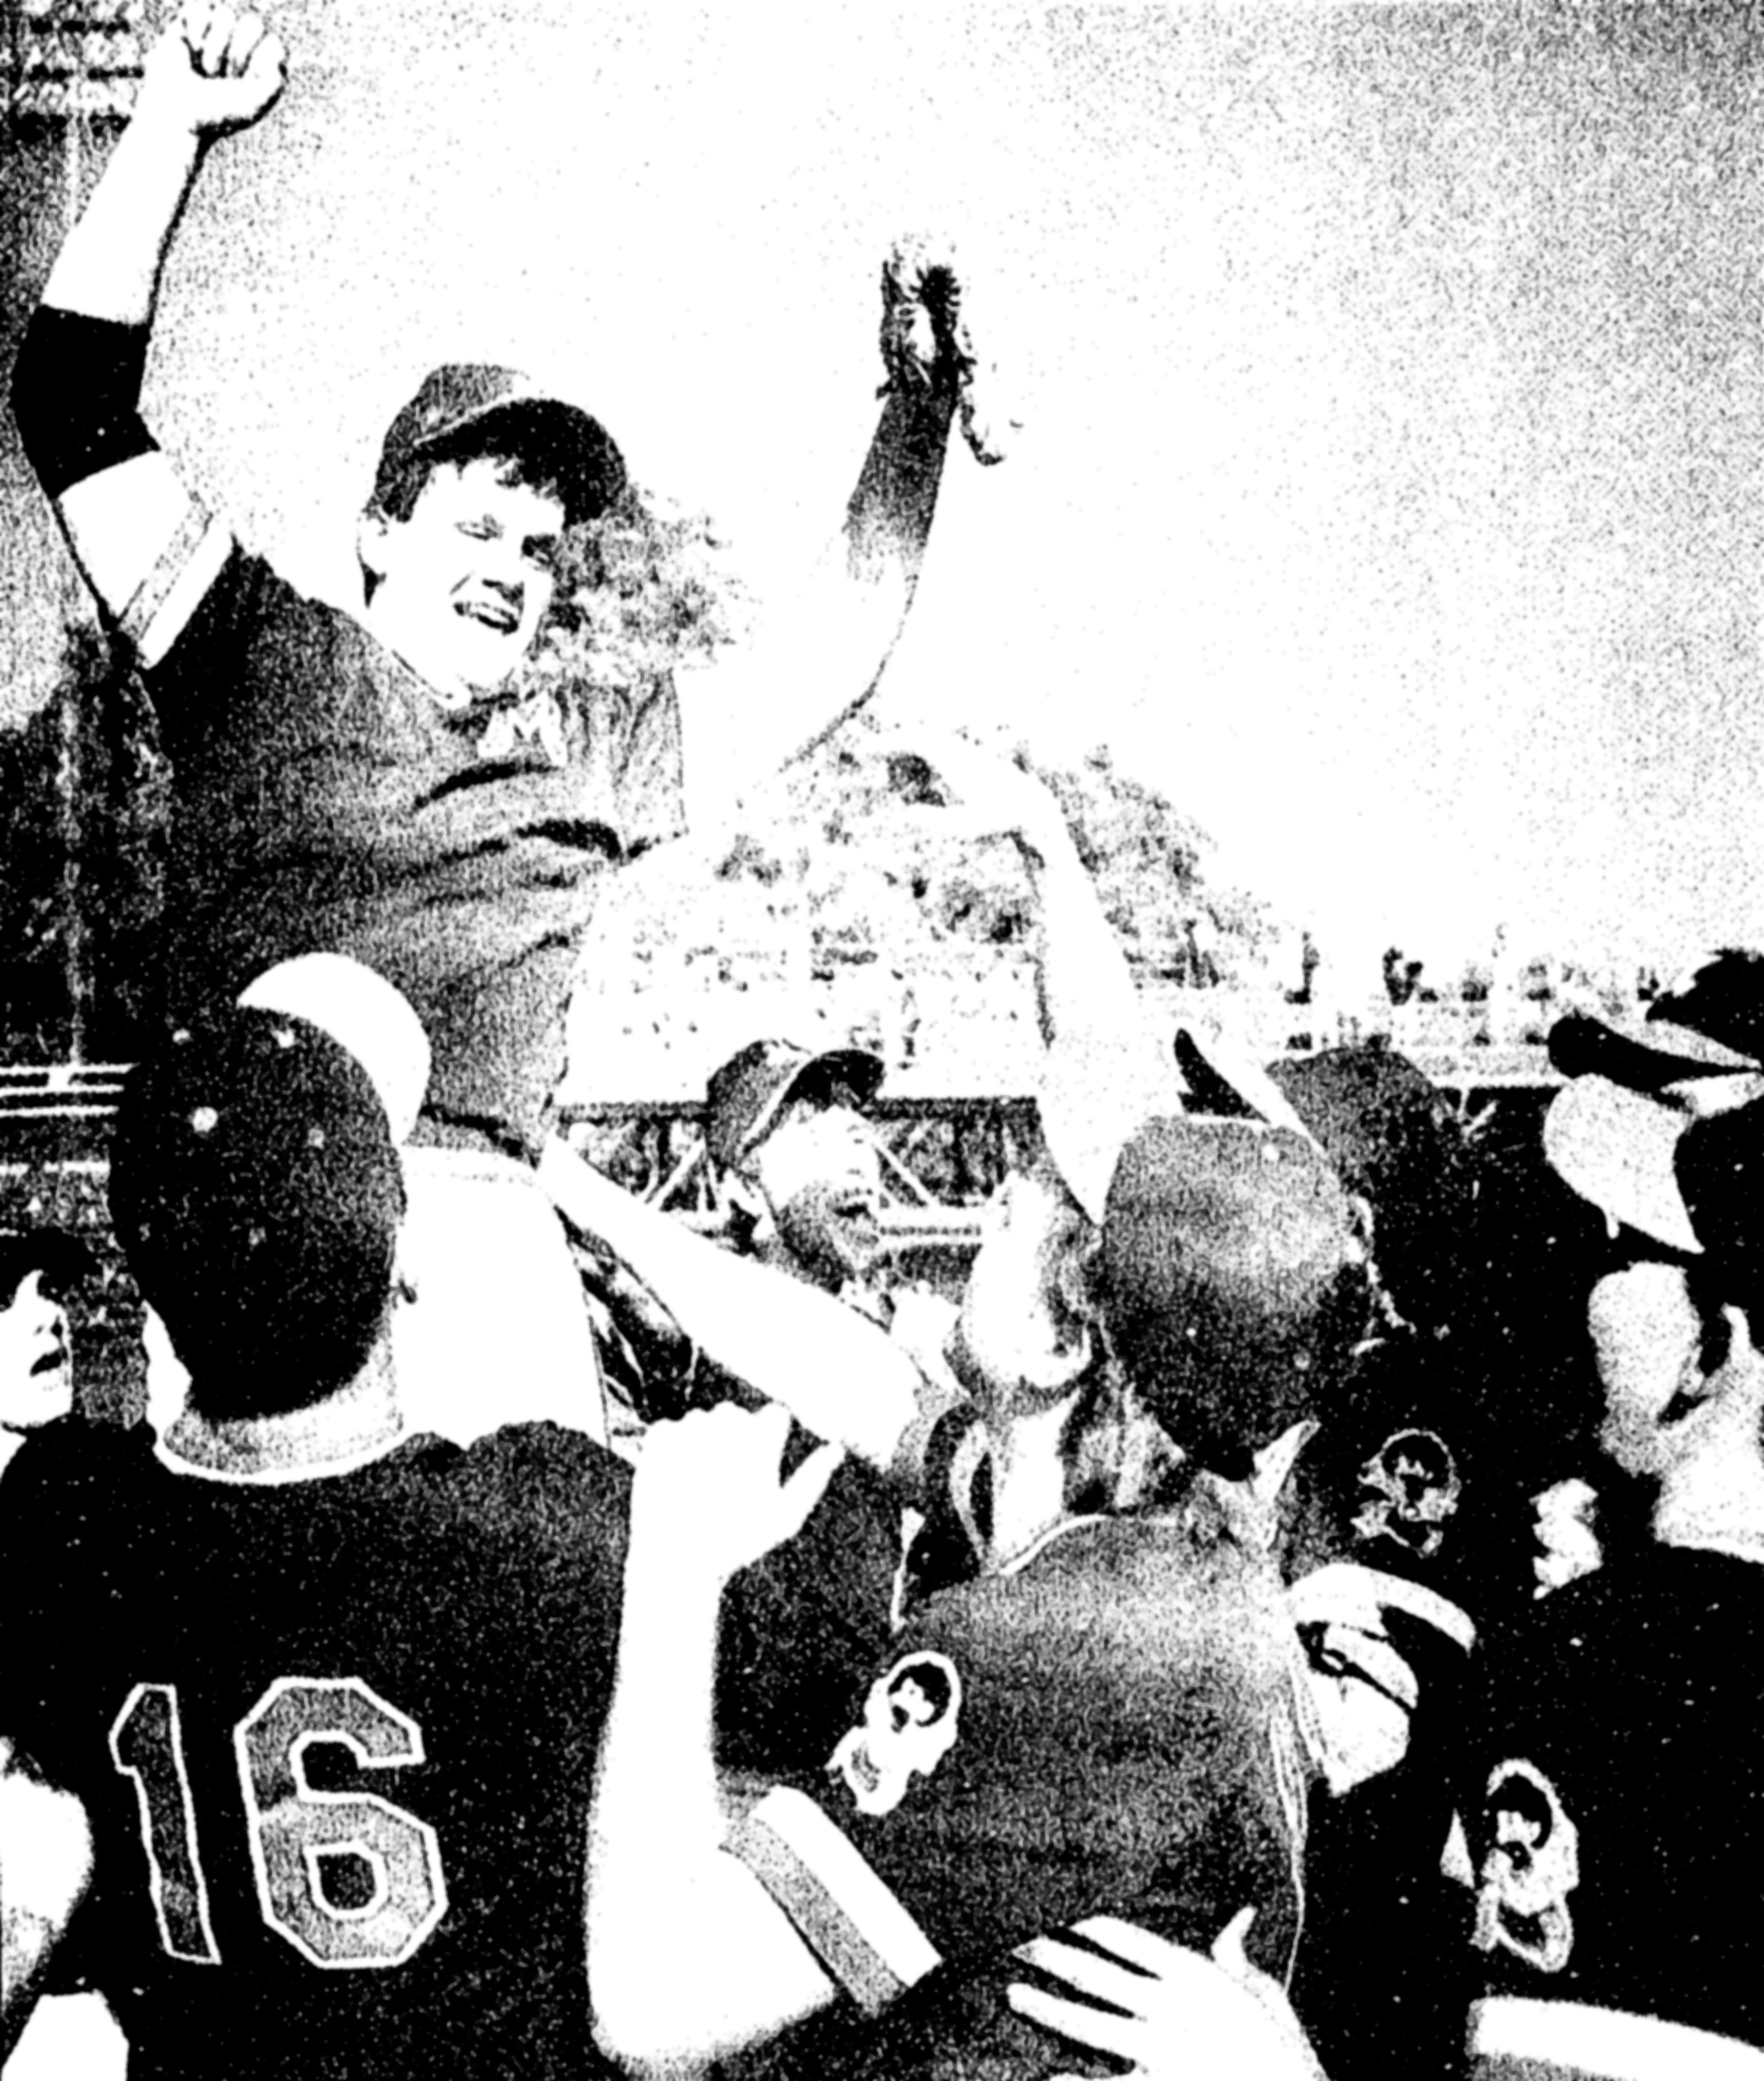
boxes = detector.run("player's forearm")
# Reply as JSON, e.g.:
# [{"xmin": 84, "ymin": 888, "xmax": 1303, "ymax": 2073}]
[
  {"xmin": 677, "ymin": 386, "xmax": 958, "ymax": 823},
  {"xmin": 593, "ymin": 1550, "xmax": 726, "ymax": 1887},
  {"xmin": 788, "ymin": 380, "xmax": 958, "ymax": 755},
  {"xmin": 1024, "ymin": 822, "xmax": 1146, "ymax": 1057},
  {"xmin": 590, "ymin": 1411, "xmax": 844, "ymax": 2072},
  {"xmin": 588, "ymin": 1550, "xmax": 749, "ymax": 2073},
  {"xmin": 40, "ymin": 105, "xmax": 206, "ymax": 327},
  {"xmin": 846, "ymin": 381, "xmax": 959, "ymax": 591},
  {"xmin": 14, "ymin": 102, "xmax": 200, "ymax": 508},
  {"xmin": 1024, "ymin": 822, "xmax": 1172, "ymax": 1149},
  {"xmin": 539, "ymin": 1138, "xmax": 922, "ymax": 1470},
  {"xmin": 0, "ymin": 1740, "xmax": 91, "ymax": 2062}
]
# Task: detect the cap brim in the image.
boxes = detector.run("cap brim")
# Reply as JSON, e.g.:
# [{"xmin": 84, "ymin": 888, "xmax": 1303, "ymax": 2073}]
[
  {"xmin": 239, "ymin": 954, "xmax": 430, "ymax": 1145},
  {"xmin": 742, "ymin": 1047, "xmax": 885, "ymax": 1160},
  {"xmin": 1542, "ymin": 1075, "xmax": 1702, "ymax": 1255},
  {"xmin": 1174, "ymin": 1020, "xmax": 1317, "ymax": 1141},
  {"xmin": 1549, "ymin": 1009, "xmax": 1755, "ymax": 1089}
]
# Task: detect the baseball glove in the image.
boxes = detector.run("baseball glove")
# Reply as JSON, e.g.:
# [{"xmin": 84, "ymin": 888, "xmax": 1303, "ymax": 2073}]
[{"xmin": 878, "ymin": 234, "xmax": 1014, "ymax": 465}]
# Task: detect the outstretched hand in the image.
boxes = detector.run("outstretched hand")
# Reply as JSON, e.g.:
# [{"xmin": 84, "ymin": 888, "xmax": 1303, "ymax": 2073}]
[
  {"xmin": 631, "ymin": 1401, "xmax": 843, "ymax": 1587},
  {"xmin": 878, "ymin": 236, "xmax": 1016, "ymax": 465},
  {"xmin": 139, "ymin": 3, "xmax": 287, "ymax": 139},
  {"xmin": 1008, "ymin": 1912, "xmax": 1327, "ymax": 2081}
]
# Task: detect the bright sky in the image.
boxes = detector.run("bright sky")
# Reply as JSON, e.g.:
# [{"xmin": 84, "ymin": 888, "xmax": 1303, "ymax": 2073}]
[{"xmin": 9, "ymin": 1, "xmax": 1764, "ymax": 981}]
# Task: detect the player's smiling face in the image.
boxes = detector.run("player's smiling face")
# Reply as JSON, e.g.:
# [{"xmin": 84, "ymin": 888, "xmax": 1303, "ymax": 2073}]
[
  {"xmin": 0, "ymin": 1269, "xmax": 74, "ymax": 1433},
  {"xmin": 748, "ymin": 1098, "xmax": 885, "ymax": 1284},
  {"xmin": 362, "ymin": 456, "xmax": 565, "ymax": 706}
]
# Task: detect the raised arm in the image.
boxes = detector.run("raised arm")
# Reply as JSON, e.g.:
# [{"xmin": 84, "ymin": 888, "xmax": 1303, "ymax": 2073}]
[
  {"xmin": 912, "ymin": 738, "xmax": 1314, "ymax": 1214},
  {"xmin": 676, "ymin": 243, "xmax": 1009, "ymax": 825},
  {"xmin": 537, "ymin": 1137, "xmax": 932, "ymax": 1480},
  {"xmin": 588, "ymin": 1403, "xmax": 843, "ymax": 2076},
  {"xmin": 9, "ymin": 2, "xmax": 284, "ymax": 653},
  {"xmin": 0, "ymin": 1738, "xmax": 94, "ymax": 2067},
  {"xmin": 907, "ymin": 742, "xmax": 1177, "ymax": 1217}
]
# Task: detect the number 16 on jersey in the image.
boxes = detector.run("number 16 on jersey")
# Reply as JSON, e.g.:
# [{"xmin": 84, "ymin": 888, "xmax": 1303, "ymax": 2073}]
[{"xmin": 111, "ymin": 1676, "xmax": 449, "ymax": 1970}]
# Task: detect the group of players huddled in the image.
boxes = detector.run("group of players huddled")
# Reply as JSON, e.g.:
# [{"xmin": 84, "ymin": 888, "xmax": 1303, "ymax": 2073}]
[{"xmin": 6, "ymin": 10, "xmax": 1764, "ymax": 2081}]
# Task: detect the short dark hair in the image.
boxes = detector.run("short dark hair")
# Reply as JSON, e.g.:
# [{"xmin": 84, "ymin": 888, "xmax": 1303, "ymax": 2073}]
[{"xmin": 110, "ymin": 1010, "xmax": 404, "ymax": 1423}]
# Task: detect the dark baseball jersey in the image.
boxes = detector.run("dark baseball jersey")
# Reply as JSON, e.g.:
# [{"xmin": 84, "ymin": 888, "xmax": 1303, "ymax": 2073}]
[
  {"xmin": 729, "ymin": 1486, "xmax": 1312, "ymax": 2034},
  {"xmin": 587, "ymin": 1256, "xmax": 962, "ymax": 1780},
  {"xmin": 1464, "ymin": 1545, "xmax": 1764, "ymax": 2074},
  {"xmin": 145, "ymin": 548, "xmax": 685, "ymax": 1158},
  {"xmin": 0, "ymin": 1415, "xmax": 630, "ymax": 2080},
  {"xmin": 1280, "ymin": 1344, "xmax": 1498, "ymax": 2081}
]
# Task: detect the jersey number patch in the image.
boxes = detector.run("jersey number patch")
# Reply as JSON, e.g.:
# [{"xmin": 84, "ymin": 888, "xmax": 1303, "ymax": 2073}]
[{"xmin": 110, "ymin": 1678, "xmax": 448, "ymax": 1971}]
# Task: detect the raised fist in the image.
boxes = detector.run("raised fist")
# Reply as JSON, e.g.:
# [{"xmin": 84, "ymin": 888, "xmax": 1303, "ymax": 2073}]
[
  {"xmin": 878, "ymin": 235, "xmax": 1017, "ymax": 465},
  {"xmin": 138, "ymin": 3, "xmax": 287, "ymax": 139}
]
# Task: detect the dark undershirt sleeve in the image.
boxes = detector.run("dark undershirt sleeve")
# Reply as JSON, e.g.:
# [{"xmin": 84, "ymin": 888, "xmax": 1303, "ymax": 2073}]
[{"xmin": 11, "ymin": 308, "xmax": 155, "ymax": 499}]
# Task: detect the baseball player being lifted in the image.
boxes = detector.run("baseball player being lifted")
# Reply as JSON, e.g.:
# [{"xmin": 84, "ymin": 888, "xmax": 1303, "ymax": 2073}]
[{"xmin": 10, "ymin": 1, "xmax": 1007, "ymax": 1439}]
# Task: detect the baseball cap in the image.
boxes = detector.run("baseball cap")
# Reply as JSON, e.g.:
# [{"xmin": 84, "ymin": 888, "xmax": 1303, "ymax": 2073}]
[
  {"xmin": 0, "ymin": 1228, "xmax": 96, "ymax": 1300},
  {"xmin": 109, "ymin": 1007, "xmax": 405, "ymax": 1417},
  {"xmin": 1544, "ymin": 952, "xmax": 1764, "ymax": 1266},
  {"xmin": 238, "ymin": 952, "xmax": 431, "ymax": 1145},
  {"xmin": 371, "ymin": 363, "xmax": 628, "ymax": 528},
  {"xmin": 1038, "ymin": 1007, "xmax": 1313, "ymax": 1232},
  {"xmin": 1267, "ymin": 1043, "xmax": 1474, "ymax": 1335},
  {"xmin": 1101, "ymin": 1113, "xmax": 1367, "ymax": 1472},
  {"xmin": 704, "ymin": 1039, "xmax": 885, "ymax": 1174}
]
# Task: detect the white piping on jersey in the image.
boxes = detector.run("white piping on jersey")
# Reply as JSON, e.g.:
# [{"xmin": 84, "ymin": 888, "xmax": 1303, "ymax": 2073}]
[
  {"xmin": 988, "ymin": 1508, "xmax": 1110, "ymax": 1580},
  {"xmin": 1470, "ymin": 1996, "xmax": 1764, "ymax": 2081},
  {"xmin": 125, "ymin": 501, "xmax": 232, "ymax": 666},
  {"xmin": 152, "ymin": 1422, "xmax": 415, "ymax": 1486},
  {"xmin": 138, "ymin": 508, "xmax": 234, "ymax": 668},
  {"xmin": 948, "ymin": 1420, "xmax": 991, "ymax": 1570},
  {"xmin": 735, "ymin": 1786, "xmax": 942, "ymax": 2013},
  {"xmin": 1305, "ymin": 1560, "xmax": 1479, "ymax": 1656}
]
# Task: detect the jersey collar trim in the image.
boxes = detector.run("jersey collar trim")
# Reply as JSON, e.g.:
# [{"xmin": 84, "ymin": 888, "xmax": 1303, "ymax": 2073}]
[{"xmin": 152, "ymin": 1422, "xmax": 420, "ymax": 1486}]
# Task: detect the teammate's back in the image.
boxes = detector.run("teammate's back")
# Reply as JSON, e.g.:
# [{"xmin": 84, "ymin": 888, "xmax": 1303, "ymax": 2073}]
[
  {"xmin": 0, "ymin": 971, "xmax": 633, "ymax": 2078},
  {"xmin": 5, "ymin": 1417, "xmax": 628, "ymax": 2079}
]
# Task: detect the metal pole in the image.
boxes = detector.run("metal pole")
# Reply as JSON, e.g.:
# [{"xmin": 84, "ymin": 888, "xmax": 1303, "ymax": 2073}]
[{"xmin": 58, "ymin": 85, "xmax": 88, "ymax": 1061}]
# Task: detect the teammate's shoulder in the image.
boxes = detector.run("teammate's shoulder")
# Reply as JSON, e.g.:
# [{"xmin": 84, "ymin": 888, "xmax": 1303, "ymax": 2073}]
[
  {"xmin": 1, "ymin": 1412, "xmax": 154, "ymax": 1499},
  {"xmin": 452, "ymin": 1419, "xmax": 633, "ymax": 1510},
  {"xmin": 0, "ymin": 1419, "xmax": 158, "ymax": 1587}
]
